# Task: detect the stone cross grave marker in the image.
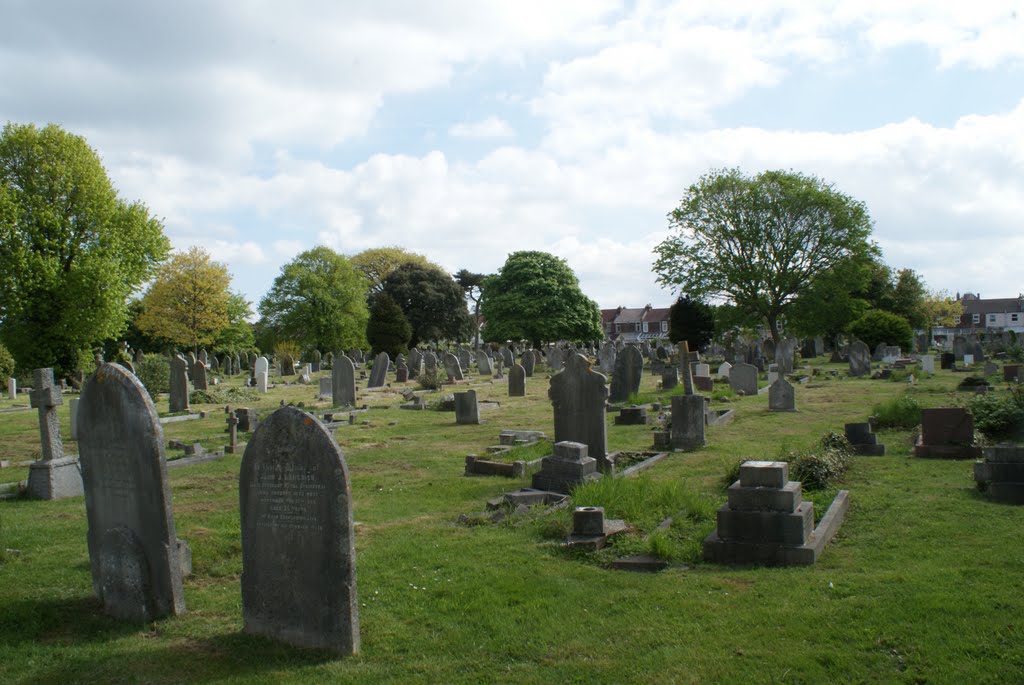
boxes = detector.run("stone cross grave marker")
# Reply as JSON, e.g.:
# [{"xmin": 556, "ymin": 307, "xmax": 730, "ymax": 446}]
[
  {"xmin": 78, "ymin": 363, "xmax": 187, "ymax": 622},
  {"xmin": 30, "ymin": 367, "xmax": 63, "ymax": 462},
  {"xmin": 240, "ymin": 406, "xmax": 360, "ymax": 655},
  {"xmin": 27, "ymin": 367, "xmax": 84, "ymax": 500}
]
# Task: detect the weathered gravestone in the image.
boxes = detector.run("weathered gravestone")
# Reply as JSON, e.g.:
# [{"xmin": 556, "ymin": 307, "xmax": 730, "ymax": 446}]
[
  {"xmin": 718, "ymin": 362, "xmax": 732, "ymax": 378},
  {"xmin": 458, "ymin": 348, "xmax": 472, "ymax": 375},
  {"xmin": 192, "ymin": 361, "xmax": 208, "ymax": 391},
  {"xmin": 280, "ymin": 354, "xmax": 295, "ymax": 376},
  {"xmin": 521, "ymin": 351, "xmax": 535, "ymax": 378},
  {"xmin": 768, "ymin": 378, "xmax": 796, "ymax": 412},
  {"xmin": 454, "ymin": 389, "xmax": 480, "ymax": 425},
  {"xmin": 407, "ymin": 348, "xmax": 422, "ymax": 378},
  {"xmin": 442, "ymin": 352, "xmax": 464, "ymax": 382},
  {"xmin": 599, "ymin": 343, "xmax": 616, "ymax": 375},
  {"xmin": 729, "ymin": 363, "xmax": 758, "ymax": 396},
  {"xmin": 508, "ymin": 364, "xmax": 526, "ymax": 397},
  {"xmin": 78, "ymin": 363, "xmax": 187, "ymax": 621},
  {"xmin": 548, "ymin": 347, "xmax": 564, "ymax": 372},
  {"xmin": 255, "ymin": 356, "xmax": 269, "ymax": 393},
  {"xmin": 332, "ymin": 354, "xmax": 356, "ymax": 407},
  {"xmin": 670, "ymin": 394, "xmax": 705, "ymax": 451},
  {"xmin": 775, "ymin": 339, "xmax": 795, "ymax": 375},
  {"xmin": 952, "ymin": 335, "xmax": 968, "ymax": 361},
  {"xmin": 549, "ymin": 353, "xmax": 609, "ymax": 471},
  {"xmin": 318, "ymin": 377, "xmax": 333, "ymax": 400},
  {"xmin": 476, "ymin": 349, "xmax": 493, "ymax": 376},
  {"xmin": 920, "ymin": 355, "xmax": 935, "ymax": 373},
  {"xmin": 240, "ymin": 406, "xmax": 359, "ymax": 655},
  {"xmin": 169, "ymin": 355, "xmax": 190, "ymax": 413},
  {"xmin": 27, "ymin": 367, "xmax": 84, "ymax": 500},
  {"xmin": 662, "ymin": 368, "xmax": 678, "ymax": 391},
  {"xmin": 7, "ymin": 377, "xmax": 15, "ymax": 400},
  {"xmin": 609, "ymin": 345, "xmax": 644, "ymax": 403},
  {"xmin": 848, "ymin": 341, "xmax": 871, "ymax": 377},
  {"xmin": 367, "ymin": 352, "xmax": 390, "ymax": 388},
  {"xmin": 500, "ymin": 347, "xmax": 514, "ymax": 370},
  {"xmin": 914, "ymin": 407, "xmax": 981, "ymax": 459},
  {"xmin": 311, "ymin": 349, "xmax": 322, "ymax": 373}
]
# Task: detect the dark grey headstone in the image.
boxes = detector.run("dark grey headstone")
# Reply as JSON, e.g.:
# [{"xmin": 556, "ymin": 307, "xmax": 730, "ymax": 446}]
[
  {"xmin": 768, "ymin": 378, "xmax": 796, "ymax": 412},
  {"xmin": 609, "ymin": 346, "xmax": 643, "ymax": 403},
  {"xmin": 521, "ymin": 351, "xmax": 535, "ymax": 377},
  {"xmin": 240, "ymin": 406, "xmax": 359, "ymax": 655},
  {"xmin": 549, "ymin": 353, "xmax": 609, "ymax": 470},
  {"xmin": 168, "ymin": 356, "xmax": 189, "ymax": 413},
  {"xmin": 442, "ymin": 352, "xmax": 464, "ymax": 382},
  {"xmin": 368, "ymin": 352, "xmax": 389, "ymax": 388},
  {"xmin": 78, "ymin": 363, "xmax": 186, "ymax": 622},
  {"xmin": 670, "ymin": 394, "xmax": 705, "ymax": 450},
  {"xmin": 476, "ymin": 349, "xmax": 493, "ymax": 376},
  {"xmin": 192, "ymin": 361, "xmax": 208, "ymax": 391},
  {"xmin": 508, "ymin": 364, "xmax": 526, "ymax": 397},
  {"xmin": 848, "ymin": 341, "xmax": 871, "ymax": 377},
  {"xmin": 454, "ymin": 389, "xmax": 480, "ymax": 425}
]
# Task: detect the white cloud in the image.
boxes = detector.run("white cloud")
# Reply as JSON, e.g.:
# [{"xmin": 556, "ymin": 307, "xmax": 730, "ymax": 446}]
[{"xmin": 449, "ymin": 117, "xmax": 515, "ymax": 139}]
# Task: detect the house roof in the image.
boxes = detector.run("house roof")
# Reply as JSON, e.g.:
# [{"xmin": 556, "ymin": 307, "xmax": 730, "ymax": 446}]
[
  {"xmin": 642, "ymin": 307, "xmax": 671, "ymax": 323},
  {"xmin": 962, "ymin": 297, "xmax": 1024, "ymax": 315},
  {"xmin": 613, "ymin": 307, "xmax": 646, "ymax": 324}
]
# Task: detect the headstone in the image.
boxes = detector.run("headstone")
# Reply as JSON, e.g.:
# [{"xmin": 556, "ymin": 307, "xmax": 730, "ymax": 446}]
[
  {"xmin": 240, "ymin": 406, "xmax": 359, "ymax": 655},
  {"xmin": 916, "ymin": 333, "xmax": 929, "ymax": 354},
  {"xmin": 226, "ymin": 412, "xmax": 238, "ymax": 454},
  {"xmin": 222, "ymin": 354, "xmax": 233, "ymax": 375},
  {"xmin": 609, "ymin": 346, "xmax": 644, "ymax": 403},
  {"xmin": 26, "ymin": 368, "xmax": 84, "ymax": 500},
  {"xmin": 848, "ymin": 341, "xmax": 871, "ymax": 377},
  {"xmin": 454, "ymin": 389, "xmax": 480, "ymax": 425},
  {"xmin": 844, "ymin": 422, "xmax": 885, "ymax": 455},
  {"xmin": 280, "ymin": 354, "xmax": 295, "ymax": 377},
  {"xmin": 169, "ymin": 356, "xmax": 190, "ymax": 413},
  {"xmin": 368, "ymin": 352, "xmax": 389, "ymax": 388},
  {"xmin": 318, "ymin": 377, "xmax": 333, "ymax": 400},
  {"xmin": 423, "ymin": 351, "xmax": 438, "ymax": 375},
  {"xmin": 235, "ymin": 407, "xmax": 258, "ymax": 433},
  {"xmin": 476, "ymin": 349, "xmax": 493, "ymax": 376},
  {"xmin": 1004, "ymin": 365, "xmax": 1022, "ymax": 383},
  {"xmin": 775, "ymin": 339, "xmax": 795, "ymax": 375},
  {"xmin": 521, "ymin": 351, "xmax": 535, "ymax": 378},
  {"xmin": 332, "ymin": 354, "xmax": 356, "ymax": 407},
  {"xmin": 718, "ymin": 362, "xmax": 732, "ymax": 378},
  {"xmin": 508, "ymin": 364, "xmax": 526, "ymax": 397},
  {"xmin": 7, "ymin": 377, "xmax": 15, "ymax": 400},
  {"xmin": 914, "ymin": 408, "xmax": 981, "ymax": 459},
  {"xmin": 940, "ymin": 352, "xmax": 955, "ymax": 370},
  {"xmin": 975, "ymin": 446, "xmax": 1024, "ymax": 504},
  {"xmin": 192, "ymin": 361, "xmax": 208, "ymax": 391},
  {"xmin": 458, "ymin": 348, "xmax": 471, "ymax": 375},
  {"xmin": 953, "ymin": 335, "xmax": 968, "ymax": 361},
  {"xmin": 395, "ymin": 363, "xmax": 409, "ymax": 383},
  {"xmin": 548, "ymin": 347, "xmax": 564, "ymax": 372},
  {"xmin": 963, "ymin": 354, "xmax": 974, "ymax": 366},
  {"xmin": 500, "ymin": 347, "xmax": 514, "ymax": 369},
  {"xmin": 78, "ymin": 363, "xmax": 187, "ymax": 621},
  {"xmin": 694, "ymin": 363, "xmax": 711, "ymax": 378},
  {"xmin": 442, "ymin": 352, "xmax": 464, "ymax": 382},
  {"xmin": 211, "ymin": 355, "xmax": 220, "ymax": 372},
  {"xmin": 872, "ymin": 343, "xmax": 887, "ymax": 362},
  {"xmin": 548, "ymin": 353, "xmax": 609, "ymax": 471},
  {"xmin": 729, "ymin": 363, "xmax": 758, "ymax": 396},
  {"xmin": 599, "ymin": 343, "xmax": 616, "ymax": 375},
  {"xmin": 407, "ymin": 349, "xmax": 422, "ymax": 379},
  {"xmin": 198, "ymin": 349, "xmax": 208, "ymax": 366},
  {"xmin": 768, "ymin": 378, "xmax": 796, "ymax": 412},
  {"xmin": 255, "ymin": 356, "xmax": 269, "ymax": 394},
  {"xmin": 661, "ymin": 368, "xmax": 678, "ymax": 391},
  {"xmin": 69, "ymin": 397, "xmax": 80, "ymax": 439},
  {"xmin": 984, "ymin": 361, "xmax": 999, "ymax": 376},
  {"xmin": 920, "ymin": 355, "xmax": 935, "ymax": 373},
  {"xmin": 311, "ymin": 350, "xmax": 322, "ymax": 373},
  {"xmin": 670, "ymin": 394, "xmax": 705, "ymax": 451}
]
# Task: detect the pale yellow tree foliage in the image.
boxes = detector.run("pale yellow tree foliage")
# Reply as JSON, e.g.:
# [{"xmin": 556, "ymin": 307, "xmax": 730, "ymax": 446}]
[
  {"xmin": 922, "ymin": 290, "xmax": 963, "ymax": 340},
  {"xmin": 137, "ymin": 246, "xmax": 231, "ymax": 352}
]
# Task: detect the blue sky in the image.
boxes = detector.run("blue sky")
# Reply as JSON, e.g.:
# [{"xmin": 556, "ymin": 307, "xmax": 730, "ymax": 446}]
[{"xmin": 2, "ymin": 1, "xmax": 1022, "ymax": 312}]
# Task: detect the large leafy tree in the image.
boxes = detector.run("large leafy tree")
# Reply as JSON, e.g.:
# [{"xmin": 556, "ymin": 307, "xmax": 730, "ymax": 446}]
[
  {"xmin": 668, "ymin": 296, "xmax": 715, "ymax": 351},
  {"xmin": 653, "ymin": 168, "xmax": 874, "ymax": 343},
  {"xmin": 921, "ymin": 290, "xmax": 963, "ymax": 344},
  {"xmin": 479, "ymin": 251, "xmax": 602, "ymax": 347},
  {"xmin": 136, "ymin": 246, "xmax": 231, "ymax": 354},
  {"xmin": 259, "ymin": 246, "xmax": 369, "ymax": 353},
  {"xmin": 787, "ymin": 252, "xmax": 876, "ymax": 340},
  {"xmin": 349, "ymin": 246, "xmax": 435, "ymax": 295},
  {"xmin": 213, "ymin": 291, "xmax": 256, "ymax": 353},
  {"xmin": 381, "ymin": 263, "xmax": 471, "ymax": 347},
  {"xmin": 0, "ymin": 122, "xmax": 170, "ymax": 376},
  {"xmin": 366, "ymin": 293, "xmax": 412, "ymax": 358}
]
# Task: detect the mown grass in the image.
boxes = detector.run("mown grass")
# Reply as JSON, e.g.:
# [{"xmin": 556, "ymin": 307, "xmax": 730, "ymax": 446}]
[{"xmin": 2, "ymin": 356, "xmax": 1024, "ymax": 683}]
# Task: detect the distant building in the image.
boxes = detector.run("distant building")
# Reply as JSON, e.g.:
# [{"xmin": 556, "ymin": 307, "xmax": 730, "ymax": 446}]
[
  {"xmin": 600, "ymin": 305, "xmax": 671, "ymax": 342},
  {"xmin": 933, "ymin": 292, "xmax": 1024, "ymax": 337}
]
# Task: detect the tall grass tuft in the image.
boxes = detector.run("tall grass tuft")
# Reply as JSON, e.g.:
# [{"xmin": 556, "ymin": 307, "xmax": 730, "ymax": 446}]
[{"xmin": 871, "ymin": 393, "xmax": 921, "ymax": 430}]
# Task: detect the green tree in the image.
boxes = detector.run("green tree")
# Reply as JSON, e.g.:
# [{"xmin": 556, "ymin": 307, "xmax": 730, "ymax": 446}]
[
  {"xmin": 0, "ymin": 122, "xmax": 169, "ymax": 375},
  {"xmin": 136, "ymin": 246, "xmax": 231, "ymax": 354},
  {"xmin": 668, "ymin": 296, "xmax": 716, "ymax": 351},
  {"xmin": 921, "ymin": 290, "xmax": 963, "ymax": 345},
  {"xmin": 213, "ymin": 291, "xmax": 256, "ymax": 353},
  {"xmin": 787, "ymin": 253, "xmax": 876, "ymax": 340},
  {"xmin": 455, "ymin": 268, "xmax": 487, "ymax": 348},
  {"xmin": 848, "ymin": 310, "xmax": 913, "ymax": 352},
  {"xmin": 890, "ymin": 268, "xmax": 928, "ymax": 330},
  {"xmin": 381, "ymin": 263, "xmax": 471, "ymax": 347},
  {"xmin": 653, "ymin": 168, "xmax": 874, "ymax": 343},
  {"xmin": 349, "ymin": 246, "xmax": 435, "ymax": 295},
  {"xmin": 479, "ymin": 251, "xmax": 602, "ymax": 347},
  {"xmin": 366, "ymin": 293, "xmax": 412, "ymax": 358},
  {"xmin": 258, "ymin": 246, "xmax": 369, "ymax": 353}
]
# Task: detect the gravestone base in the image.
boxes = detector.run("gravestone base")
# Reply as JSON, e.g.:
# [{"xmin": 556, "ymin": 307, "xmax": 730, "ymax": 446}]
[
  {"xmin": 26, "ymin": 456, "xmax": 84, "ymax": 500},
  {"xmin": 531, "ymin": 441, "xmax": 602, "ymax": 495},
  {"xmin": 844, "ymin": 422, "xmax": 886, "ymax": 456},
  {"xmin": 913, "ymin": 439, "xmax": 981, "ymax": 460},
  {"xmin": 614, "ymin": 406, "xmax": 648, "ymax": 425},
  {"xmin": 975, "ymin": 446, "xmax": 1024, "ymax": 503}
]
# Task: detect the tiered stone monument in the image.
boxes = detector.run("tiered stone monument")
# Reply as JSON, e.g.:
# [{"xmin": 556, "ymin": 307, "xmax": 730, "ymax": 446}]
[
  {"xmin": 844, "ymin": 422, "xmax": 885, "ymax": 455},
  {"xmin": 704, "ymin": 460, "xmax": 848, "ymax": 566},
  {"xmin": 78, "ymin": 363, "xmax": 187, "ymax": 621},
  {"xmin": 531, "ymin": 441, "xmax": 602, "ymax": 495},
  {"xmin": 240, "ymin": 406, "xmax": 359, "ymax": 655},
  {"xmin": 974, "ymin": 446, "xmax": 1024, "ymax": 503},
  {"xmin": 26, "ymin": 368, "xmax": 84, "ymax": 500}
]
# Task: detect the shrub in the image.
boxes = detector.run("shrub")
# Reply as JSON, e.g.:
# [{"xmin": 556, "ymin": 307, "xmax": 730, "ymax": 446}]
[
  {"xmin": 722, "ymin": 432, "xmax": 853, "ymax": 492},
  {"xmin": 190, "ymin": 386, "xmax": 260, "ymax": 404},
  {"xmin": 871, "ymin": 394, "xmax": 922, "ymax": 430},
  {"xmin": 848, "ymin": 309, "xmax": 913, "ymax": 351},
  {"xmin": 969, "ymin": 390, "xmax": 1024, "ymax": 439},
  {"xmin": 134, "ymin": 354, "xmax": 170, "ymax": 400},
  {"xmin": 418, "ymin": 368, "xmax": 441, "ymax": 391},
  {"xmin": 0, "ymin": 343, "xmax": 15, "ymax": 382}
]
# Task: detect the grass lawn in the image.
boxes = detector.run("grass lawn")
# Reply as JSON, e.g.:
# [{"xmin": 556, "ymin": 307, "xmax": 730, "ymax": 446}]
[{"xmin": 1, "ymin": 357, "xmax": 1023, "ymax": 684}]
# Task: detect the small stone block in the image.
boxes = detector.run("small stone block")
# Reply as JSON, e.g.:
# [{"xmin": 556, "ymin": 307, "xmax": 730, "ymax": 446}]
[
  {"xmin": 553, "ymin": 441, "xmax": 588, "ymax": 461},
  {"xmin": 975, "ymin": 461, "xmax": 1024, "ymax": 483},
  {"xmin": 573, "ymin": 506, "xmax": 605, "ymax": 536},
  {"xmin": 982, "ymin": 446, "xmax": 1024, "ymax": 463},
  {"xmin": 983, "ymin": 482, "xmax": 1024, "ymax": 504},
  {"xmin": 738, "ymin": 461, "xmax": 788, "ymax": 489},
  {"xmin": 715, "ymin": 502, "xmax": 813, "ymax": 545},
  {"xmin": 727, "ymin": 480, "xmax": 802, "ymax": 513}
]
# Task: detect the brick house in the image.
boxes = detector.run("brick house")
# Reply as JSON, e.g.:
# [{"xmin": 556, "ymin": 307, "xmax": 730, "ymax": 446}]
[
  {"xmin": 956, "ymin": 293, "xmax": 1024, "ymax": 333},
  {"xmin": 600, "ymin": 305, "xmax": 671, "ymax": 342}
]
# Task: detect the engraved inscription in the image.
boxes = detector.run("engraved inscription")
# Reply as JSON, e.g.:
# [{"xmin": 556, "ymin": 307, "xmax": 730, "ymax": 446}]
[{"xmin": 253, "ymin": 460, "xmax": 326, "ymax": 532}]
